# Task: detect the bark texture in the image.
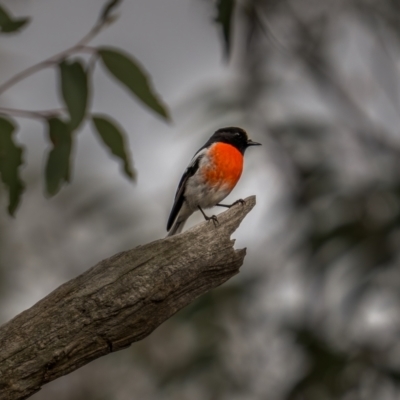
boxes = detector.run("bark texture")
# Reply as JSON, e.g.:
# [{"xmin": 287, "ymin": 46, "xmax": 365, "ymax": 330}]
[{"xmin": 0, "ymin": 196, "xmax": 256, "ymax": 400}]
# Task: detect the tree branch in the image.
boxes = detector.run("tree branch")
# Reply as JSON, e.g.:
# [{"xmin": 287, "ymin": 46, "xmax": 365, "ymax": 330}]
[
  {"xmin": 0, "ymin": 15, "xmax": 109, "ymax": 96},
  {"xmin": 0, "ymin": 196, "xmax": 256, "ymax": 400},
  {"xmin": 0, "ymin": 107, "xmax": 64, "ymax": 120}
]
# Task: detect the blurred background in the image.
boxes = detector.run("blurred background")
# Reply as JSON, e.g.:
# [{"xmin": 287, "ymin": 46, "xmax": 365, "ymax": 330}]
[{"xmin": 2, "ymin": 0, "xmax": 400, "ymax": 399}]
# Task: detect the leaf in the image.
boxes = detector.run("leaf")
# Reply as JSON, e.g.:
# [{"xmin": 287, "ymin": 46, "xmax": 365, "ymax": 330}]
[
  {"xmin": 98, "ymin": 47, "xmax": 170, "ymax": 120},
  {"xmin": 0, "ymin": 117, "xmax": 25, "ymax": 216},
  {"xmin": 59, "ymin": 59, "xmax": 88, "ymax": 130},
  {"xmin": 100, "ymin": 0, "xmax": 123, "ymax": 22},
  {"xmin": 215, "ymin": 0, "xmax": 236, "ymax": 59},
  {"xmin": 0, "ymin": 4, "xmax": 30, "ymax": 34},
  {"xmin": 91, "ymin": 114, "xmax": 135, "ymax": 180},
  {"xmin": 45, "ymin": 118, "xmax": 73, "ymax": 196}
]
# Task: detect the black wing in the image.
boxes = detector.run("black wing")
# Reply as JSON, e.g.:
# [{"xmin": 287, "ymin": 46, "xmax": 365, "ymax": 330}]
[{"xmin": 166, "ymin": 153, "xmax": 203, "ymax": 231}]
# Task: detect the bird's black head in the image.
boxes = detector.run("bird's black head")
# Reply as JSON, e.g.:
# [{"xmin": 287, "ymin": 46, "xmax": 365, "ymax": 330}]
[{"xmin": 207, "ymin": 127, "xmax": 261, "ymax": 154}]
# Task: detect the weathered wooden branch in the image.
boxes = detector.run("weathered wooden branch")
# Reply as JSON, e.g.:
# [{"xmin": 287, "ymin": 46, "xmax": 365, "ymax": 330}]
[{"xmin": 0, "ymin": 196, "xmax": 256, "ymax": 400}]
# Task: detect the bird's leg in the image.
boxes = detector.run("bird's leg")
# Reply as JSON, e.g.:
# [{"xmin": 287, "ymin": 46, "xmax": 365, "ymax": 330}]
[
  {"xmin": 216, "ymin": 199, "xmax": 246, "ymax": 208},
  {"xmin": 198, "ymin": 206, "xmax": 219, "ymax": 226}
]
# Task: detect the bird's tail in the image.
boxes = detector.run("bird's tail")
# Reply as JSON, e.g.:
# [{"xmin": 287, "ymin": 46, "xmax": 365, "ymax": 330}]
[{"xmin": 166, "ymin": 217, "xmax": 188, "ymax": 237}]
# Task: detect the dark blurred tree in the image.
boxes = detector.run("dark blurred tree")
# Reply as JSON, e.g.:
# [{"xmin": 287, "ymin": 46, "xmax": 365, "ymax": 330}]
[
  {"xmin": 211, "ymin": 0, "xmax": 400, "ymax": 398},
  {"xmin": 126, "ymin": 0, "xmax": 400, "ymax": 399}
]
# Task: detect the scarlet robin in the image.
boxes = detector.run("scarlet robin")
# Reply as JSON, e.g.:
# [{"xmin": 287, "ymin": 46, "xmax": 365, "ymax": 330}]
[{"xmin": 166, "ymin": 127, "xmax": 261, "ymax": 236}]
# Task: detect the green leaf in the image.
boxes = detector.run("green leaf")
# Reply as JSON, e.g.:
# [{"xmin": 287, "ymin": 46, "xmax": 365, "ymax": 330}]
[
  {"xmin": 0, "ymin": 117, "xmax": 25, "ymax": 216},
  {"xmin": 100, "ymin": 0, "xmax": 122, "ymax": 22},
  {"xmin": 0, "ymin": 5, "xmax": 30, "ymax": 34},
  {"xmin": 98, "ymin": 47, "xmax": 170, "ymax": 120},
  {"xmin": 215, "ymin": 0, "xmax": 236, "ymax": 59},
  {"xmin": 91, "ymin": 114, "xmax": 135, "ymax": 180},
  {"xmin": 59, "ymin": 59, "xmax": 88, "ymax": 130},
  {"xmin": 45, "ymin": 118, "xmax": 72, "ymax": 196}
]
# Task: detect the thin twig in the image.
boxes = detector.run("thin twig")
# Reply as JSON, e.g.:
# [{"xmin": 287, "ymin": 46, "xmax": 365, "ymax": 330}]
[
  {"xmin": 74, "ymin": 19, "xmax": 108, "ymax": 48},
  {"xmin": 0, "ymin": 17, "xmax": 110, "ymax": 96},
  {"xmin": 0, "ymin": 107, "xmax": 64, "ymax": 120},
  {"xmin": 0, "ymin": 60, "xmax": 54, "ymax": 96}
]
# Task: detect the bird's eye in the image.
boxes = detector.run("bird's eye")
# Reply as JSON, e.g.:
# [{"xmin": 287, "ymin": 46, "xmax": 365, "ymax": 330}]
[{"xmin": 235, "ymin": 132, "xmax": 241, "ymax": 136}]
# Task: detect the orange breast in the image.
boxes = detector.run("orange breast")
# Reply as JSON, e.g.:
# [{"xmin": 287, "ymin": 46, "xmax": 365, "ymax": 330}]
[{"xmin": 203, "ymin": 142, "xmax": 243, "ymax": 190}]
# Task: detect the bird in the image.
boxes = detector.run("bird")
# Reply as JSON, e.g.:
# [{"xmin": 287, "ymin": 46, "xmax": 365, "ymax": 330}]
[{"xmin": 166, "ymin": 127, "xmax": 261, "ymax": 236}]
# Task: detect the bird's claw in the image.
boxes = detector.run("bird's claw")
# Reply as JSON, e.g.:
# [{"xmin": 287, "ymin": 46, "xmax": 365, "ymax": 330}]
[
  {"xmin": 232, "ymin": 198, "xmax": 246, "ymax": 206},
  {"xmin": 207, "ymin": 214, "xmax": 219, "ymax": 227}
]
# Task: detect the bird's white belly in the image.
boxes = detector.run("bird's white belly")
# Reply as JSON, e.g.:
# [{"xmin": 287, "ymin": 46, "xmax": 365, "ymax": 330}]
[{"xmin": 184, "ymin": 170, "xmax": 231, "ymax": 210}]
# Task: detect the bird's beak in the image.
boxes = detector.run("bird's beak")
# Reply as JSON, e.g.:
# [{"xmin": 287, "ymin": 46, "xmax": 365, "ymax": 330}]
[{"xmin": 247, "ymin": 139, "xmax": 261, "ymax": 146}]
